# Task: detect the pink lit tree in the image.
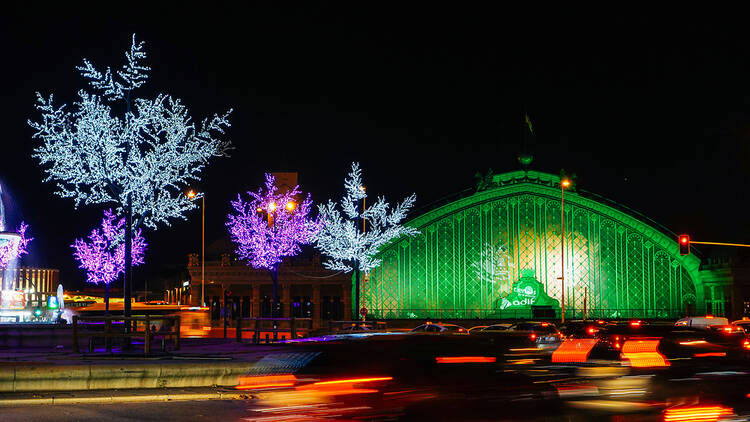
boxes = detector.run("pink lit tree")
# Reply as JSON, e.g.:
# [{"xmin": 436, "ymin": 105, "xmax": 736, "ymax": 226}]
[
  {"xmin": 0, "ymin": 222, "xmax": 32, "ymax": 270},
  {"xmin": 227, "ymin": 174, "xmax": 321, "ymax": 316},
  {"xmin": 72, "ymin": 210, "xmax": 147, "ymax": 313}
]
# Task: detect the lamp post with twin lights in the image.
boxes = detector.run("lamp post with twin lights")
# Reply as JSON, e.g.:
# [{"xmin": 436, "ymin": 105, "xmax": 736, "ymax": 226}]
[{"xmin": 257, "ymin": 199, "xmax": 297, "ymax": 317}]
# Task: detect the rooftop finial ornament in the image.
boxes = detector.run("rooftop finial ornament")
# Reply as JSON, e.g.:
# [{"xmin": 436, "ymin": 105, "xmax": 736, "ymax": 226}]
[{"xmin": 518, "ymin": 153, "xmax": 533, "ymax": 169}]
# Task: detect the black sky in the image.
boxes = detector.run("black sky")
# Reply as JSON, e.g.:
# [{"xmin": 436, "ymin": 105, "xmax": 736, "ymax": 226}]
[{"xmin": 2, "ymin": 6, "xmax": 750, "ymax": 290}]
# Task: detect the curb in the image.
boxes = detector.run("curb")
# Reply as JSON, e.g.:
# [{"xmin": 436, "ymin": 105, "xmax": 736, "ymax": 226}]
[
  {"xmin": 0, "ymin": 391, "xmax": 250, "ymax": 406},
  {"xmin": 0, "ymin": 361, "xmax": 254, "ymax": 392}
]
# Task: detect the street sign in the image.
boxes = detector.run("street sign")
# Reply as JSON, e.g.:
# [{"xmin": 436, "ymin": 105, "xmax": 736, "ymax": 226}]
[{"xmin": 360, "ymin": 307, "xmax": 368, "ymax": 317}]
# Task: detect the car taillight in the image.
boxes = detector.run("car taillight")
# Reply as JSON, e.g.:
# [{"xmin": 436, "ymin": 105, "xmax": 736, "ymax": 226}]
[{"xmin": 530, "ymin": 333, "xmax": 537, "ymax": 340}]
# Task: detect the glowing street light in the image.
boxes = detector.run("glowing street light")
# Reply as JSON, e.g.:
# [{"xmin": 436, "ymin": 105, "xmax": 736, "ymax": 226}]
[
  {"xmin": 560, "ymin": 178, "xmax": 571, "ymax": 323},
  {"xmin": 187, "ymin": 189, "xmax": 205, "ymax": 307},
  {"xmin": 285, "ymin": 201, "xmax": 296, "ymax": 211}
]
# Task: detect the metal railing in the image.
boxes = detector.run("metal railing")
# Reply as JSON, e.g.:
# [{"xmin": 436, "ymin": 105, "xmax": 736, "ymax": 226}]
[
  {"xmin": 235, "ymin": 317, "xmax": 313, "ymax": 344},
  {"xmin": 365, "ymin": 308, "xmax": 697, "ymax": 320},
  {"xmin": 72, "ymin": 315, "xmax": 180, "ymax": 354}
]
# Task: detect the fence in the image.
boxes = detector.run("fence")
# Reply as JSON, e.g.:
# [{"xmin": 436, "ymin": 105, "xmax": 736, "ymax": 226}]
[
  {"xmin": 72, "ymin": 315, "xmax": 180, "ymax": 354},
  {"xmin": 235, "ymin": 317, "xmax": 313, "ymax": 344},
  {"xmin": 328, "ymin": 320, "xmax": 388, "ymax": 333},
  {"xmin": 367, "ymin": 307, "xmax": 697, "ymax": 320}
]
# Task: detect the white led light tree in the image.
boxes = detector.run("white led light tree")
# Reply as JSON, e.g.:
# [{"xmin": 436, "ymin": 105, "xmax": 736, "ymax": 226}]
[
  {"xmin": 28, "ymin": 35, "xmax": 232, "ymax": 317},
  {"xmin": 315, "ymin": 162, "xmax": 418, "ymax": 319}
]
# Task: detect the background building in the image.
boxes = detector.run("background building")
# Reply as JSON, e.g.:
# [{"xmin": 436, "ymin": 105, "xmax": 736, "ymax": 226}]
[{"xmin": 181, "ymin": 247, "xmax": 351, "ymax": 329}]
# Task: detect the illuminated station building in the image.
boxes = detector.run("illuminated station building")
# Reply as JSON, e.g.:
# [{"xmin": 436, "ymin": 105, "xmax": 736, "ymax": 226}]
[
  {"xmin": 366, "ymin": 169, "xmax": 746, "ymax": 321},
  {"xmin": 177, "ymin": 168, "xmax": 748, "ymax": 325}
]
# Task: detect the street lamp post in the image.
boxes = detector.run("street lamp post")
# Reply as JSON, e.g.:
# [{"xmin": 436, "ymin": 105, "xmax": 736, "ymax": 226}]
[
  {"xmin": 187, "ymin": 190, "xmax": 205, "ymax": 307},
  {"xmin": 258, "ymin": 200, "xmax": 296, "ymax": 318},
  {"xmin": 560, "ymin": 178, "xmax": 571, "ymax": 323}
]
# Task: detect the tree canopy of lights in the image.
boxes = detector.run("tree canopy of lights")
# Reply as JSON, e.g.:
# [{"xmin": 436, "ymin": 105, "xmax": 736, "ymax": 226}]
[
  {"xmin": 28, "ymin": 34, "xmax": 231, "ymax": 313},
  {"xmin": 72, "ymin": 210, "xmax": 146, "ymax": 312},
  {"xmin": 0, "ymin": 223, "xmax": 32, "ymax": 269},
  {"xmin": 314, "ymin": 162, "xmax": 418, "ymax": 318},
  {"xmin": 227, "ymin": 174, "xmax": 321, "ymax": 313}
]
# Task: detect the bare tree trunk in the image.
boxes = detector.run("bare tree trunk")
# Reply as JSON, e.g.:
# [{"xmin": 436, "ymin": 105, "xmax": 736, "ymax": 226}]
[
  {"xmin": 353, "ymin": 261, "xmax": 360, "ymax": 321},
  {"xmin": 270, "ymin": 265, "xmax": 279, "ymax": 317},
  {"xmin": 105, "ymin": 282, "xmax": 110, "ymax": 315},
  {"xmin": 124, "ymin": 197, "xmax": 132, "ymax": 318}
]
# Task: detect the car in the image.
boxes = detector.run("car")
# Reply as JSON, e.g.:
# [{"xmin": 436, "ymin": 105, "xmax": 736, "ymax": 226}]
[
  {"xmin": 559, "ymin": 320, "xmax": 611, "ymax": 338},
  {"xmin": 479, "ymin": 323, "xmax": 512, "ymax": 332},
  {"xmin": 675, "ymin": 316, "xmax": 729, "ymax": 329},
  {"xmin": 731, "ymin": 318, "xmax": 750, "ymax": 331},
  {"xmin": 337, "ymin": 324, "xmax": 372, "ymax": 334},
  {"xmin": 467, "ymin": 325, "xmax": 488, "ymax": 334},
  {"xmin": 505, "ymin": 321, "xmax": 563, "ymax": 349},
  {"xmin": 410, "ymin": 322, "xmax": 468, "ymax": 334}
]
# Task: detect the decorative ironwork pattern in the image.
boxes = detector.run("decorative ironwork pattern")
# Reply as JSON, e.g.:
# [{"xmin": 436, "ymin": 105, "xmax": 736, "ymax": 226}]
[{"xmin": 366, "ymin": 171, "xmax": 707, "ymax": 319}]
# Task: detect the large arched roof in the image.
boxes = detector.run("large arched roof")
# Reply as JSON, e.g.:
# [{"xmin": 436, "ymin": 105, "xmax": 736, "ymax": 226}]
[{"xmin": 376, "ymin": 169, "xmax": 703, "ymax": 309}]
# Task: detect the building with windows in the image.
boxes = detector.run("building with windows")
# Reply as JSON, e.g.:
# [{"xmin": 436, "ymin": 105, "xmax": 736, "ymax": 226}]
[
  {"xmin": 366, "ymin": 169, "xmax": 743, "ymax": 320},
  {"xmin": 1, "ymin": 267, "xmax": 60, "ymax": 308},
  {"xmin": 182, "ymin": 248, "xmax": 351, "ymax": 329}
]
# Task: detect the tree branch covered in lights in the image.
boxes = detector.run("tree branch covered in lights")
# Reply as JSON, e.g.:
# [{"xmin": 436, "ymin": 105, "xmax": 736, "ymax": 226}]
[
  {"xmin": 28, "ymin": 34, "xmax": 231, "ymax": 313},
  {"xmin": 0, "ymin": 223, "xmax": 33, "ymax": 269},
  {"xmin": 314, "ymin": 162, "xmax": 418, "ymax": 317},
  {"xmin": 227, "ymin": 174, "xmax": 321, "ymax": 313},
  {"xmin": 72, "ymin": 210, "xmax": 147, "ymax": 286},
  {"xmin": 28, "ymin": 34, "xmax": 232, "ymax": 231}
]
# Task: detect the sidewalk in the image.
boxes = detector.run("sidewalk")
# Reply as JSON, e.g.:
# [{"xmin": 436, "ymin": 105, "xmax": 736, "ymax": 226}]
[{"xmin": 0, "ymin": 339, "xmax": 315, "ymax": 392}]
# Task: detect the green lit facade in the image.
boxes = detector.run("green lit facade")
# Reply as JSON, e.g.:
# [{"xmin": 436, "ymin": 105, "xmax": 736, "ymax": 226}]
[{"xmin": 365, "ymin": 170, "xmax": 717, "ymax": 320}]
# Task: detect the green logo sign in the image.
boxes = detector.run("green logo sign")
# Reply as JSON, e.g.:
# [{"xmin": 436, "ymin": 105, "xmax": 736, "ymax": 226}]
[{"xmin": 498, "ymin": 269, "xmax": 559, "ymax": 310}]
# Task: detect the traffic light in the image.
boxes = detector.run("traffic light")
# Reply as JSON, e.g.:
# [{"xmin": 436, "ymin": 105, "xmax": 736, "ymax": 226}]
[{"xmin": 678, "ymin": 234, "xmax": 690, "ymax": 255}]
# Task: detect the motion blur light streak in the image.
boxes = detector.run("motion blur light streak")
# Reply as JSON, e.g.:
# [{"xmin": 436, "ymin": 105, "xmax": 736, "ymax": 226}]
[
  {"xmin": 621, "ymin": 339, "xmax": 670, "ymax": 367},
  {"xmin": 693, "ymin": 352, "xmax": 727, "ymax": 357},
  {"xmin": 663, "ymin": 405, "xmax": 733, "ymax": 422},
  {"xmin": 435, "ymin": 356, "xmax": 496, "ymax": 364},
  {"xmin": 551, "ymin": 339, "xmax": 597, "ymax": 363},
  {"xmin": 236, "ymin": 374, "xmax": 298, "ymax": 390},
  {"xmin": 307, "ymin": 376, "xmax": 392, "ymax": 386},
  {"xmin": 679, "ymin": 340, "xmax": 708, "ymax": 345}
]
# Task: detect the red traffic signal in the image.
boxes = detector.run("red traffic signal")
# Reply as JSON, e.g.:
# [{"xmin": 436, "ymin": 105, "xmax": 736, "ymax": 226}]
[{"xmin": 678, "ymin": 235, "xmax": 690, "ymax": 255}]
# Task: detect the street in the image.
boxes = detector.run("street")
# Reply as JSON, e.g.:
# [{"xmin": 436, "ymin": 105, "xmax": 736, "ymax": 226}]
[{"xmin": 5, "ymin": 329, "xmax": 750, "ymax": 421}]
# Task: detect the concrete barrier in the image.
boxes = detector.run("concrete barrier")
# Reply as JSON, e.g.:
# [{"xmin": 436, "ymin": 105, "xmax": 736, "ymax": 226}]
[{"xmin": 0, "ymin": 361, "xmax": 256, "ymax": 392}]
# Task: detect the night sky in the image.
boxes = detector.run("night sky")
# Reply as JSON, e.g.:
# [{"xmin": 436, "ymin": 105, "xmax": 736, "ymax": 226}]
[{"xmin": 2, "ymin": 6, "xmax": 749, "ymax": 291}]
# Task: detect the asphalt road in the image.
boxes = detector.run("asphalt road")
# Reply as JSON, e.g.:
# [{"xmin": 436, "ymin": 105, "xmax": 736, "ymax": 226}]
[{"xmin": 6, "ymin": 330, "xmax": 750, "ymax": 421}]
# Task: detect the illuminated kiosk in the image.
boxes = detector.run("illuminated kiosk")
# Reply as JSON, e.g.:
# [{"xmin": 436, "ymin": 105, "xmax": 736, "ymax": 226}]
[{"xmin": 365, "ymin": 170, "xmax": 705, "ymax": 320}]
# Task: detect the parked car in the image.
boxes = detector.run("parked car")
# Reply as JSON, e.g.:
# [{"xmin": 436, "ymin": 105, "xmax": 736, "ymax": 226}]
[{"xmin": 410, "ymin": 322, "xmax": 468, "ymax": 334}]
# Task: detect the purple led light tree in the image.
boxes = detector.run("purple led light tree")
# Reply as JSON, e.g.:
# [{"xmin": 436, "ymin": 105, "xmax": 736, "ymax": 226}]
[
  {"xmin": 72, "ymin": 210, "xmax": 147, "ymax": 313},
  {"xmin": 227, "ymin": 174, "xmax": 321, "ymax": 316},
  {"xmin": 0, "ymin": 222, "xmax": 32, "ymax": 270}
]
